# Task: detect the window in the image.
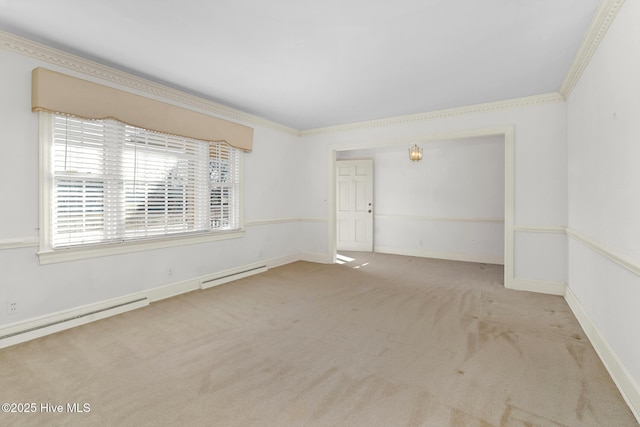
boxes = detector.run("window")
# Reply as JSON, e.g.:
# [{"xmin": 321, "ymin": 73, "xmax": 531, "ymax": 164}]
[{"xmin": 42, "ymin": 113, "xmax": 241, "ymax": 252}]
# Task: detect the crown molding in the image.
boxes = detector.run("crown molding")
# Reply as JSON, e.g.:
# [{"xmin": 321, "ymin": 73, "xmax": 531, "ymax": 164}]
[
  {"xmin": 560, "ymin": 0, "xmax": 625, "ymax": 100},
  {"xmin": 0, "ymin": 30, "xmax": 300, "ymax": 136},
  {"xmin": 300, "ymin": 92, "xmax": 564, "ymax": 136},
  {"xmin": 5, "ymin": 6, "xmax": 616, "ymax": 140}
]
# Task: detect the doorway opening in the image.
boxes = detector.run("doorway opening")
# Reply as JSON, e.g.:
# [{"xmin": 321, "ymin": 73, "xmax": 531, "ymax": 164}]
[{"xmin": 328, "ymin": 127, "xmax": 514, "ymax": 289}]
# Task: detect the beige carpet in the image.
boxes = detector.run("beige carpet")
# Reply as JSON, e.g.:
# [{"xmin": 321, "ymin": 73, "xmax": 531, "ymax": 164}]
[{"xmin": 0, "ymin": 253, "xmax": 636, "ymax": 426}]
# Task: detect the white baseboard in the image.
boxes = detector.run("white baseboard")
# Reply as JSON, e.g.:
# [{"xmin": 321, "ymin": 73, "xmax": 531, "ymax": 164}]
[
  {"xmin": 266, "ymin": 253, "xmax": 303, "ymax": 269},
  {"xmin": 374, "ymin": 246, "xmax": 504, "ymax": 265},
  {"xmin": 145, "ymin": 277, "xmax": 201, "ymax": 302},
  {"xmin": 0, "ymin": 252, "xmax": 312, "ymax": 349},
  {"xmin": 564, "ymin": 287, "xmax": 640, "ymax": 422},
  {"xmin": 508, "ymin": 278, "xmax": 567, "ymax": 296},
  {"xmin": 0, "ymin": 296, "xmax": 149, "ymax": 349},
  {"xmin": 299, "ymin": 251, "xmax": 333, "ymax": 264}
]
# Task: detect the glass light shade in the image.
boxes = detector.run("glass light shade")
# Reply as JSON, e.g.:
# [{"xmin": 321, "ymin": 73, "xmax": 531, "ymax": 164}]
[{"xmin": 409, "ymin": 144, "xmax": 423, "ymax": 161}]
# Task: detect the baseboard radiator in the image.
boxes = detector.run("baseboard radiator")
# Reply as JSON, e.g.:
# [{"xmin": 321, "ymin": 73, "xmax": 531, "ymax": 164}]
[
  {"xmin": 0, "ymin": 263, "xmax": 271, "ymax": 349},
  {"xmin": 0, "ymin": 297, "xmax": 149, "ymax": 349},
  {"xmin": 200, "ymin": 265, "xmax": 268, "ymax": 290}
]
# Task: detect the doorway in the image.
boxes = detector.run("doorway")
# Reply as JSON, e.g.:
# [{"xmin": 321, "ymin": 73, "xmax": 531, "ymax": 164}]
[{"xmin": 327, "ymin": 127, "xmax": 514, "ymax": 288}]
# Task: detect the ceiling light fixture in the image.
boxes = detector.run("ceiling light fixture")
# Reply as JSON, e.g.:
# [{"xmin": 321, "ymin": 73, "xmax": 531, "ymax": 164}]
[{"xmin": 409, "ymin": 143, "xmax": 423, "ymax": 161}]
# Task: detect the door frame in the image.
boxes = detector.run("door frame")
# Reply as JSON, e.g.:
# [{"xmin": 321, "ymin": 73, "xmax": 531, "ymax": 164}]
[{"xmin": 327, "ymin": 126, "xmax": 514, "ymax": 289}]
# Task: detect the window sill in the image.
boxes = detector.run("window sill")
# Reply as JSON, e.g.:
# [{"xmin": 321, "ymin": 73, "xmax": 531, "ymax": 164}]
[{"xmin": 37, "ymin": 230, "xmax": 245, "ymax": 265}]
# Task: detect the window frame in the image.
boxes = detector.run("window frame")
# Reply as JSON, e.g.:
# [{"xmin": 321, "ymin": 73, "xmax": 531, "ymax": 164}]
[{"xmin": 37, "ymin": 113, "xmax": 244, "ymax": 265}]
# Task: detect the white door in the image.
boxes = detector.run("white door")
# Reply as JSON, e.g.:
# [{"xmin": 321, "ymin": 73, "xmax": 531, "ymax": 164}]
[{"xmin": 336, "ymin": 159, "xmax": 373, "ymax": 251}]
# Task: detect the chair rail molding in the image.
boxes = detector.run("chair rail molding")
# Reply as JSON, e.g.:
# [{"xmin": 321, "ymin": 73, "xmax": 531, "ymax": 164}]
[
  {"xmin": 567, "ymin": 228, "xmax": 640, "ymax": 277},
  {"xmin": 0, "ymin": 237, "xmax": 39, "ymax": 250},
  {"xmin": 513, "ymin": 225, "xmax": 567, "ymax": 234}
]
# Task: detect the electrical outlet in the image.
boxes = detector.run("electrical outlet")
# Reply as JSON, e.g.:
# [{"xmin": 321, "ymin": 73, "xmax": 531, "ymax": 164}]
[{"xmin": 7, "ymin": 300, "xmax": 18, "ymax": 315}]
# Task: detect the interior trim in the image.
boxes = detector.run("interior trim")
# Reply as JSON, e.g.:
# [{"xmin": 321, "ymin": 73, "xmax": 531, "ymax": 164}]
[
  {"xmin": 303, "ymin": 93, "xmax": 563, "ymax": 136},
  {"xmin": 0, "ymin": 30, "xmax": 298, "ymax": 136},
  {"xmin": 0, "ymin": 1, "xmax": 624, "ymax": 137},
  {"xmin": 565, "ymin": 286, "xmax": 640, "ymax": 422},
  {"xmin": 37, "ymin": 230, "xmax": 245, "ymax": 265},
  {"xmin": 0, "ymin": 298, "xmax": 149, "ymax": 349},
  {"xmin": 567, "ymin": 228, "xmax": 640, "ymax": 277},
  {"xmin": 376, "ymin": 214, "xmax": 503, "ymax": 224},
  {"xmin": 245, "ymin": 217, "xmax": 327, "ymax": 226},
  {"xmin": 560, "ymin": 0, "xmax": 626, "ymax": 99},
  {"xmin": 0, "ymin": 237, "xmax": 39, "ymax": 250},
  {"xmin": 0, "ymin": 250, "xmax": 330, "ymax": 349},
  {"xmin": 509, "ymin": 277, "xmax": 566, "ymax": 296},
  {"xmin": 513, "ymin": 225, "xmax": 567, "ymax": 234}
]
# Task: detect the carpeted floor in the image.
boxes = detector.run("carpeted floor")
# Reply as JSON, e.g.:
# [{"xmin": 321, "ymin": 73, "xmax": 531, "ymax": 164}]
[{"xmin": 0, "ymin": 253, "xmax": 637, "ymax": 426}]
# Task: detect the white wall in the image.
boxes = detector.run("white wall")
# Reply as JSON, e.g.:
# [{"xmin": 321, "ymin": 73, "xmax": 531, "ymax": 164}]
[
  {"xmin": 300, "ymin": 98, "xmax": 568, "ymax": 288},
  {"xmin": 0, "ymin": 30, "xmax": 569, "ymax": 325},
  {"xmin": 336, "ymin": 135, "xmax": 505, "ymax": 264},
  {"xmin": 2, "ymin": 4, "xmax": 638, "ymax": 416},
  {"xmin": 567, "ymin": 0, "xmax": 640, "ymax": 411},
  {"xmin": 0, "ymin": 47, "xmax": 307, "ymax": 327}
]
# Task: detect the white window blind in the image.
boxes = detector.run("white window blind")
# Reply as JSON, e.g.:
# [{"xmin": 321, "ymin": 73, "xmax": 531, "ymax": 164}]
[{"xmin": 50, "ymin": 114, "xmax": 240, "ymax": 248}]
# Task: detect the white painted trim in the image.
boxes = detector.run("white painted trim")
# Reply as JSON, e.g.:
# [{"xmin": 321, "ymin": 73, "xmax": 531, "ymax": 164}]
[
  {"xmin": 567, "ymin": 228, "xmax": 640, "ymax": 277},
  {"xmin": 265, "ymin": 253, "xmax": 304, "ymax": 269},
  {"xmin": 0, "ymin": 30, "xmax": 298, "ymax": 136},
  {"xmin": 6, "ymin": 16, "xmax": 619, "ymax": 137},
  {"xmin": 328, "ymin": 126, "xmax": 515, "ymax": 152},
  {"xmin": 375, "ymin": 246, "xmax": 504, "ymax": 266},
  {"xmin": 504, "ymin": 127, "xmax": 515, "ymax": 290},
  {"xmin": 304, "ymin": 93, "xmax": 563, "ymax": 135},
  {"xmin": 328, "ymin": 148, "xmax": 338, "ymax": 264},
  {"xmin": 0, "ymin": 237, "xmax": 39, "ymax": 250},
  {"xmin": 513, "ymin": 225, "xmax": 567, "ymax": 234},
  {"xmin": 245, "ymin": 217, "xmax": 327, "ymax": 226},
  {"xmin": 508, "ymin": 278, "xmax": 566, "ymax": 296},
  {"xmin": 560, "ymin": 0, "xmax": 626, "ymax": 100},
  {"xmin": 299, "ymin": 252, "xmax": 333, "ymax": 264},
  {"xmin": 299, "ymin": 217, "xmax": 328, "ymax": 223},
  {"xmin": 376, "ymin": 214, "xmax": 504, "ymax": 224},
  {"xmin": 564, "ymin": 286, "xmax": 640, "ymax": 422},
  {"xmin": 145, "ymin": 277, "xmax": 201, "ymax": 303},
  {"xmin": 246, "ymin": 218, "xmax": 301, "ymax": 226},
  {"xmin": 37, "ymin": 230, "xmax": 245, "ymax": 265},
  {"xmin": 0, "ymin": 297, "xmax": 149, "ymax": 349},
  {"xmin": 38, "ymin": 112, "xmax": 53, "ymax": 251},
  {"xmin": 148, "ymin": 252, "xmax": 303, "ymax": 300},
  {"xmin": 0, "ymin": 251, "xmax": 313, "ymax": 349}
]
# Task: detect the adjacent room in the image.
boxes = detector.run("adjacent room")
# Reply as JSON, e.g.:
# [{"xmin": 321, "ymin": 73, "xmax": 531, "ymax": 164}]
[{"xmin": 0, "ymin": 0, "xmax": 638, "ymax": 425}]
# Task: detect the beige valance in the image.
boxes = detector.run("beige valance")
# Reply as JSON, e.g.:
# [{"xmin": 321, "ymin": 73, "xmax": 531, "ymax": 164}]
[{"xmin": 32, "ymin": 67, "xmax": 253, "ymax": 152}]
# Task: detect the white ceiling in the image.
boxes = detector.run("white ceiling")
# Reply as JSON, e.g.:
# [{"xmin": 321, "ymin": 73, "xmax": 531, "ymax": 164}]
[{"xmin": 0, "ymin": 0, "xmax": 599, "ymax": 130}]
